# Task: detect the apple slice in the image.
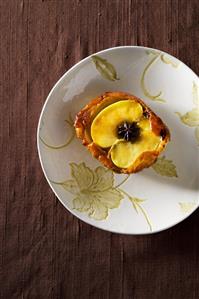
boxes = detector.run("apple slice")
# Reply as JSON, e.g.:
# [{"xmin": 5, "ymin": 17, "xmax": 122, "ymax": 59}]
[
  {"xmin": 110, "ymin": 130, "xmax": 161, "ymax": 168},
  {"xmin": 91, "ymin": 100, "xmax": 143, "ymax": 148}
]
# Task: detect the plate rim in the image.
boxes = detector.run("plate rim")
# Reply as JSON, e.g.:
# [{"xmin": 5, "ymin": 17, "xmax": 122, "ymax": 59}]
[{"xmin": 37, "ymin": 45, "xmax": 199, "ymax": 235}]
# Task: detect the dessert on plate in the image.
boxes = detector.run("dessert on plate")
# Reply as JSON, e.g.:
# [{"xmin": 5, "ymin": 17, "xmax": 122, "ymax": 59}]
[{"xmin": 74, "ymin": 92, "xmax": 170, "ymax": 174}]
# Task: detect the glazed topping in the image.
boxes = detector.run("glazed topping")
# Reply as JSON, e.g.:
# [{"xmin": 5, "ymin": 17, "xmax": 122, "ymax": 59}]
[{"xmin": 117, "ymin": 122, "xmax": 140, "ymax": 142}]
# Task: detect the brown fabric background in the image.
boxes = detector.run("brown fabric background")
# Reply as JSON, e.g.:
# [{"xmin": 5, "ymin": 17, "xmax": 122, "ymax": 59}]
[{"xmin": 0, "ymin": 0, "xmax": 199, "ymax": 298}]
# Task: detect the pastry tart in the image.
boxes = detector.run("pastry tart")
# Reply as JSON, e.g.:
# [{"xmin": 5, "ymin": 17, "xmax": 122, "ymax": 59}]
[{"xmin": 74, "ymin": 92, "xmax": 170, "ymax": 174}]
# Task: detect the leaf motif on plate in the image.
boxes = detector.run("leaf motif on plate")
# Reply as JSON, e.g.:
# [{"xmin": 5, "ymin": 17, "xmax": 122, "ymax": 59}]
[
  {"xmin": 152, "ymin": 156, "xmax": 178, "ymax": 177},
  {"xmin": 146, "ymin": 49, "xmax": 159, "ymax": 56},
  {"xmin": 160, "ymin": 54, "xmax": 180, "ymax": 68},
  {"xmin": 176, "ymin": 81, "xmax": 199, "ymax": 145},
  {"xmin": 179, "ymin": 202, "xmax": 196, "ymax": 213},
  {"xmin": 92, "ymin": 55, "xmax": 119, "ymax": 81},
  {"xmin": 175, "ymin": 109, "xmax": 199, "ymax": 127}
]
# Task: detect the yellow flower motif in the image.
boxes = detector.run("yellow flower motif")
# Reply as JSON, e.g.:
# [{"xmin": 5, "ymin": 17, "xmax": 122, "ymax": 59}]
[
  {"xmin": 52, "ymin": 163, "xmax": 123, "ymax": 220},
  {"xmin": 91, "ymin": 100, "xmax": 162, "ymax": 169},
  {"xmin": 51, "ymin": 162, "xmax": 152, "ymax": 230}
]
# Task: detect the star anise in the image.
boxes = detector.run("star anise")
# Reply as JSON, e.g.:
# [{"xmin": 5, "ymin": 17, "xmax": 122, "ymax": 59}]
[{"xmin": 117, "ymin": 122, "xmax": 140, "ymax": 142}]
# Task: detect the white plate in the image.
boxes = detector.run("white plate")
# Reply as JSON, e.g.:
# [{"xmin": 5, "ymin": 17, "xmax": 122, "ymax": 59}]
[{"xmin": 37, "ymin": 46, "xmax": 199, "ymax": 235}]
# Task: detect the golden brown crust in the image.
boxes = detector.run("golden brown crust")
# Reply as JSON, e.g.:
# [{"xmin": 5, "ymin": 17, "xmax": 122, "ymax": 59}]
[{"xmin": 74, "ymin": 91, "xmax": 170, "ymax": 174}]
